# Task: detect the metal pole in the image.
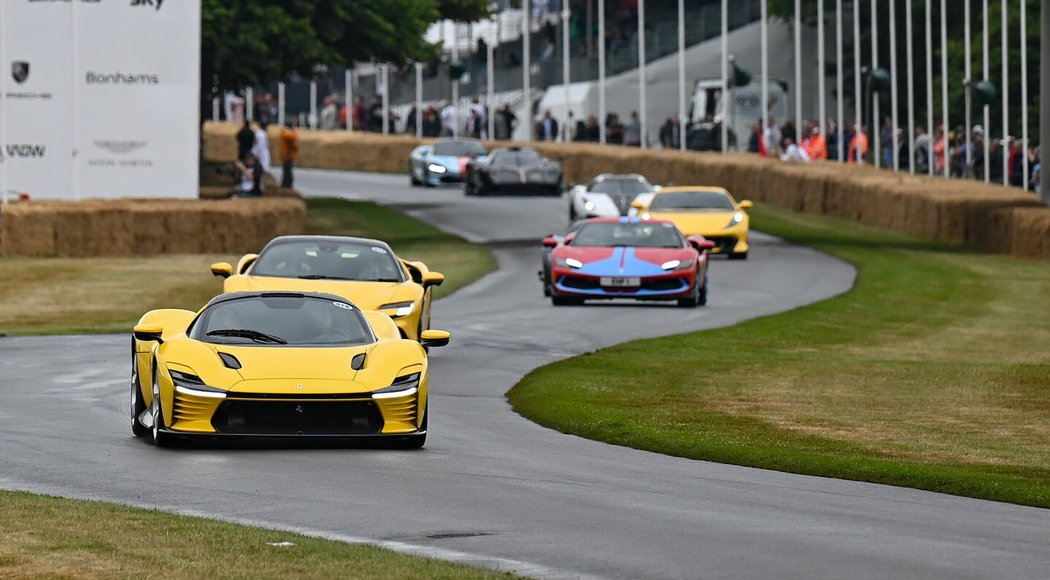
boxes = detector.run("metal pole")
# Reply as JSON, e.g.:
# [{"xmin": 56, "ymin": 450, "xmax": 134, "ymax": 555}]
[
  {"xmin": 1020, "ymin": 0, "xmax": 1029, "ymax": 190},
  {"xmin": 346, "ymin": 68, "xmax": 353, "ymax": 133},
  {"xmin": 942, "ymin": 0, "xmax": 949, "ymax": 178},
  {"xmin": 818, "ymin": 0, "xmax": 826, "ymax": 148},
  {"xmin": 761, "ymin": 0, "xmax": 769, "ymax": 154},
  {"xmin": 907, "ymin": 0, "xmax": 916, "ymax": 174},
  {"xmin": 246, "ymin": 87, "xmax": 254, "ymax": 121},
  {"xmin": 639, "ymin": 0, "xmax": 648, "ymax": 149},
  {"xmin": 854, "ymin": 0, "xmax": 862, "ymax": 161},
  {"xmin": 926, "ymin": 0, "xmax": 934, "ymax": 175},
  {"xmin": 487, "ymin": 29, "xmax": 496, "ymax": 140},
  {"xmin": 720, "ymin": 0, "xmax": 729, "ymax": 153},
  {"xmin": 523, "ymin": 0, "xmax": 532, "ymax": 141},
  {"xmin": 598, "ymin": 0, "xmax": 606, "ymax": 144},
  {"xmin": 983, "ymin": 0, "xmax": 989, "ymax": 183},
  {"xmin": 416, "ymin": 63, "xmax": 424, "ymax": 139},
  {"xmin": 1041, "ymin": 0, "xmax": 1050, "ymax": 203},
  {"xmin": 212, "ymin": 97, "xmax": 220, "ymax": 122},
  {"xmin": 794, "ymin": 0, "xmax": 802, "ymax": 142},
  {"xmin": 965, "ymin": 0, "xmax": 972, "ymax": 177},
  {"xmin": 872, "ymin": 0, "xmax": 881, "ymax": 168},
  {"xmin": 71, "ymin": 0, "xmax": 80, "ymax": 201},
  {"xmin": 309, "ymin": 81, "xmax": 318, "ymax": 129},
  {"xmin": 0, "ymin": 0, "xmax": 7, "ymax": 204},
  {"xmin": 381, "ymin": 64, "xmax": 390, "ymax": 136},
  {"xmin": 1001, "ymin": 0, "xmax": 1009, "ymax": 184},
  {"xmin": 563, "ymin": 4, "xmax": 571, "ymax": 143},
  {"xmin": 452, "ymin": 25, "xmax": 460, "ymax": 139},
  {"xmin": 890, "ymin": 0, "xmax": 899, "ymax": 172},
  {"xmin": 278, "ymin": 82, "xmax": 286, "ymax": 127},
  {"xmin": 681, "ymin": 0, "xmax": 690, "ymax": 152},
  {"xmin": 836, "ymin": 0, "xmax": 844, "ymax": 161}
]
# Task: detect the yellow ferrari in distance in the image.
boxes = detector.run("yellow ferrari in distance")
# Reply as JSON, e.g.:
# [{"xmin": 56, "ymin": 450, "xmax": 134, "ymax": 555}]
[
  {"xmin": 211, "ymin": 236, "xmax": 444, "ymax": 341},
  {"xmin": 633, "ymin": 186, "xmax": 752, "ymax": 259},
  {"xmin": 131, "ymin": 291, "xmax": 450, "ymax": 447}
]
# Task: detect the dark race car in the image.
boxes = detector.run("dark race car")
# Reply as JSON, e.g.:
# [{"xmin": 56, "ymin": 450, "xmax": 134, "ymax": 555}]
[{"xmin": 464, "ymin": 147, "xmax": 563, "ymax": 196}]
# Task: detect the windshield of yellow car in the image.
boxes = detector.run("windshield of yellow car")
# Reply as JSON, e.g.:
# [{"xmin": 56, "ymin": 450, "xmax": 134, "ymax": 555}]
[
  {"xmin": 250, "ymin": 241, "xmax": 405, "ymax": 282},
  {"xmin": 191, "ymin": 295, "xmax": 374, "ymax": 347},
  {"xmin": 649, "ymin": 190, "xmax": 735, "ymax": 211},
  {"xmin": 572, "ymin": 222, "xmax": 684, "ymax": 248}
]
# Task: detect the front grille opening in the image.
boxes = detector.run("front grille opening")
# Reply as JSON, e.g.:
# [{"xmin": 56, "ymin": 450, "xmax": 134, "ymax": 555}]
[
  {"xmin": 642, "ymin": 278, "xmax": 686, "ymax": 291},
  {"xmin": 560, "ymin": 276, "xmax": 599, "ymax": 290},
  {"xmin": 212, "ymin": 400, "xmax": 384, "ymax": 435}
]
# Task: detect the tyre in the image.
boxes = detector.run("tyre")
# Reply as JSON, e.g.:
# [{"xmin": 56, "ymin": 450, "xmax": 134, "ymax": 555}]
[
  {"xmin": 410, "ymin": 164, "xmax": 421, "ymax": 186},
  {"xmin": 150, "ymin": 368, "xmax": 173, "ymax": 447},
  {"xmin": 569, "ymin": 204, "xmax": 577, "ymax": 222},
  {"xmin": 697, "ymin": 276, "xmax": 709, "ymax": 306},
  {"xmin": 728, "ymin": 251, "xmax": 748, "ymax": 260},
  {"xmin": 677, "ymin": 275, "xmax": 701, "ymax": 308},
  {"xmin": 130, "ymin": 339, "xmax": 148, "ymax": 438}
]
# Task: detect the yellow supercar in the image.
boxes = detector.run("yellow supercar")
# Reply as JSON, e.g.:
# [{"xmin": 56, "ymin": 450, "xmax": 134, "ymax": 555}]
[
  {"xmin": 633, "ymin": 186, "xmax": 752, "ymax": 259},
  {"xmin": 130, "ymin": 291, "xmax": 450, "ymax": 448}
]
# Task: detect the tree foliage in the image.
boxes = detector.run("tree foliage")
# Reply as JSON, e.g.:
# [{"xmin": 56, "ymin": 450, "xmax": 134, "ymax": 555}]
[{"xmin": 201, "ymin": 0, "xmax": 492, "ymax": 102}]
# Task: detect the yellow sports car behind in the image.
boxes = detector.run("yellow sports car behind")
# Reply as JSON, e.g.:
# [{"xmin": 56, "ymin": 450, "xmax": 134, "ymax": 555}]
[
  {"xmin": 211, "ymin": 236, "xmax": 444, "ymax": 341},
  {"xmin": 131, "ymin": 291, "xmax": 450, "ymax": 447},
  {"xmin": 634, "ymin": 186, "xmax": 752, "ymax": 259}
]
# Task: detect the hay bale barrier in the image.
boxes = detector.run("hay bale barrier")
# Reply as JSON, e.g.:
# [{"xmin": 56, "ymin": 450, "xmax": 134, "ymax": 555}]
[
  {"xmin": 0, "ymin": 198, "xmax": 305, "ymax": 257},
  {"xmin": 201, "ymin": 122, "xmax": 1049, "ymax": 259}
]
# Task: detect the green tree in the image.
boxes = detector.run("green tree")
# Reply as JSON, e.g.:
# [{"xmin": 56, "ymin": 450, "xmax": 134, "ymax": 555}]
[{"xmin": 201, "ymin": 0, "xmax": 492, "ymax": 111}]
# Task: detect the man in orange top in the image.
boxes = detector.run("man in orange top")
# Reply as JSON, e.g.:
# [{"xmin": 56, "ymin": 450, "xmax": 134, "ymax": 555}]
[
  {"xmin": 848, "ymin": 124, "xmax": 869, "ymax": 164},
  {"xmin": 279, "ymin": 120, "xmax": 299, "ymax": 188},
  {"xmin": 805, "ymin": 125, "xmax": 828, "ymax": 160}
]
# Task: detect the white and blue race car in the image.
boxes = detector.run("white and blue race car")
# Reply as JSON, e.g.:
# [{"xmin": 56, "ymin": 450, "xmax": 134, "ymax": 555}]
[{"xmin": 409, "ymin": 139, "xmax": 489, "ymax": 187}]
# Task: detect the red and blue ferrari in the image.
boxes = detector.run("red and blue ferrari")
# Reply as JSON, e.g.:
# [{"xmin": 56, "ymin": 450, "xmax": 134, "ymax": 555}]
[{"xmin": 542, "ymin": 217, "xmax": 715, "ymax": 307}]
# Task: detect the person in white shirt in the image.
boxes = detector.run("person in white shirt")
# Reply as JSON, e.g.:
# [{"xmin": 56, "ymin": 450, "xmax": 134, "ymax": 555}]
[
  {"xmin": 763, "ymin": 117, "xmax": 782, "ymax": 156},
  {"xmin": 780, "ymin": 136, "xmax": 811, "ymax": 162},
  {"xmin": 440, "ymin": 102, "xmax": 459, "ymax": 137},
  {"xmin": 251, "ymin": 123, "xmax": 271, "ymax": 172}
]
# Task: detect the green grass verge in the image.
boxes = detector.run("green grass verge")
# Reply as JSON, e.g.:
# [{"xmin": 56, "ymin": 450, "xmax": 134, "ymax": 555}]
[
  {"xmin": 509, "ymin": 204, "xmax": 1050, "ymax": 508},
  {"xmin": 0, "ymin": 490, "xmax": 515, "ymax": 579},
  {"xmin": 0, "ymin": 198, "xmax": 494, "ymax": 335}
]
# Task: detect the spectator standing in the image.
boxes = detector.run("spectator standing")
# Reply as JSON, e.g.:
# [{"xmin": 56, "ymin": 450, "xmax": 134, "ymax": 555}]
[
  {"xmin": 319, "ymin": 96, "xmax": 339, "ymax": 131},
  {"xmin": 660, "ymin": 116, "xmax": 681, "ymax": 149},
  {"xmin": 368, "ymin": 97, "xmax": 384, "ymax": 132},
  {"xmin": 747, "ymin": 122, "xmax": 762, "ymax": 154},
  {"xmin": 1008, "ymin": 140, "xmax": 1024, "ymax": 187},
  {"xmin": 353, "ymin": 96, "xmax": 368, "ymax": 131},
  {"xmin": 422, "ymin": 106, "xmax": 442, "ymax": 137},
  {"xmin": 880, "ymin": 117, "xmax": 893, "ymax": 167},
  {"xmin": 763, "ymin": 118, "xmax": 782, "ymax": 157},
  {"xmin": 933, "ymin": 126, "xmax": 947, "ymax": 174},
  {"xmin": 804, "ymin": 126, "xmax": 827, "ymax": 160},
  {"xmin": 236, "ymin": 119, "xmax": 255, "ymax": 161},
  {"xmin": 536, "ymin": 110, "xmax": 559, "ymax": 141},
  {"xmin": 1031, "ymin": 147, "xmax": 1041, "ymax": 191},
  {"xmin": 251, "ymin": 122, "xmax": 271, "ymax": 173},
  {"xmin": 825, "ymin": 118, "xmax": 839, "ymax": 160},
  {"xmin": 914, "ymin": 126, "xmax": 930, "ymax": 173},
  {"xmin": 584, "ymin": 116, "xmax": 601, "ymax": 142},
  {"xmin": 495, "ymin": 104, "xmax": 517, "ymax": 140},
  {"xmin": 971, "ymin": 126, "xmax": 986, "ymax": 180},
  {"xmin": 279, "ymin": 120, "xmax": 299, "ymax": 188},
  {"xmin": 606, "ymin": 113, "xmax": 625, "ymax": 144},
  {"xmin": 847, "ymin": 124, "xmax": 868, "ymax": 164},
  {"xmin": 624, "ymin": 111, "xmax": 641, "ymax": 147}
]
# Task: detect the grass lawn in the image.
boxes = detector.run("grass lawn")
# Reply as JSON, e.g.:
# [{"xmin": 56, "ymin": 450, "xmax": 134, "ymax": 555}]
[
  {"xmin": 0, "ymin": 198, "xmax": 494, "ymax": 336},
  {"xmin": 0, "ymin": 491, "xmax": 515, "ymax": 579},
  {"xmin": 509, "ymin": 203, "xmax": 1050, "ymax": 508}
]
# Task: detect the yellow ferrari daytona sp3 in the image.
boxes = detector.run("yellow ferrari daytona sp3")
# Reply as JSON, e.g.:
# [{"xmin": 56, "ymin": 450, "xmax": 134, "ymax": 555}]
[{"xmin": 131, "ymin": 291, "xmax": 450, "ymax": 447}]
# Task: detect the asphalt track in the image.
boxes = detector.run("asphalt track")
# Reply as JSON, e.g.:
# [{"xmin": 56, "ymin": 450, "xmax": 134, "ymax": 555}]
[{"xmin": 1, "ymin": 169, "xmax": 1048, "ymax": 579}]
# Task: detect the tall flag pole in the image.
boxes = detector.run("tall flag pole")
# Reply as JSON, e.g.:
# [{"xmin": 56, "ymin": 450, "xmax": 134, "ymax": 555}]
[
  {"xmin": 523, "ymin": 0, "xmax": 531, "ymax": 141},
  {"xmin": 679, "ymin": 0, "xmax": 688, "ymax": 152},
  {"xmin": 926, "ymin": 0, "xmax": 934, "ymax": 175},
  {"xmin": 346, "ymin": 69, "xmax": 354, "ymax": 133},
  {"xmin": 416, "ymin": 63, "xmax": 424, "ymax": 138},
  {"xmin": 381, "ymin": 64, "xmax": 390, "ymax": 136},
  {"xmin": 761, "ymin": 0, "xmax": 769, "ymax": 155},
  {"xmin": 562, "ymin": 4, "xmax": 571, "ymax": 143},
  {"xmin": 982, "ymin": 0, "xmax": 990, "ymax": 183},
  {"xmin": 836, "ymin": 0, "xmax": 844, "ymax": 162},
  {"xmin": 942, "ymin": 0, "xmax": 950, "ymax": 178},
  {"xmin": 720, "ymin": 0, "xmax": 728, "ymax": 153},
  {"xmin": 598, "ymin": 0, "xmax": 606, "ymax": 144},
  {"xmin": 818, "ymin": 0, "xmax": 826, "ymax": 146},
  {"xmin": 854, "ymin": 0, "xmax": 862, "ymax": 162},
  {"xmin": 487, "ymin": 24, "xmax": 495, "ymax": 140},
  {"xmin": 1040, "ymin": 0, "xmax": 1050, "ymax": 203},
  {"xmin": 794, "ymin": 0, "xmax": 802, "ymax": 141},
  {"xmin": 1001, "ymin": 0, "xmax": 1009, "ymax": 184},
  {"xmin": 1020, "ymin": 0, "xmax": 1029, "ymax": 190},
  {"xmin": 890, "ymin": 0, "xmax": 899, "ymax": 172},
  {"xmin": 639, "ymin": 0, "xmax": 648, "ymax": 149},
  {"xmin": 907, "ymin": 0, "xmax": 916, "ymax": 174},
  {"xmin": 871, "ymin": 0, "xmax": 881, "ymax": 168},
  {"xmin": 965, "ymin": 0, "xmax": 972, "ymax": 177}
]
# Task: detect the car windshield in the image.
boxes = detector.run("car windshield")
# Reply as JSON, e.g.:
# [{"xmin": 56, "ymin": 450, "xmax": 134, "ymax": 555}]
[
  {"xmin": 649, "ymin": 190, "xmax": 735, "ymax": 211},
  {"xmin": 193, "ymin": 295, "xmax": 374, "ymax": 347},
  {"xmin": 251, "ymin": 240, "xmax": 404, "ymax": 282},
  {"xmin": 432, "ymin": 140, "xmax": 487, "ymax": 157},
  {"xmin": 572, "ymin": 222, "xmax": 684, "ymax": 248},
  {"xmin": 589, "ymin": 178, "xmax": 653, "ymax": 196},
  {"xmin": 490, "ymin": 150, "xmax": 543, "ymax": 167}
]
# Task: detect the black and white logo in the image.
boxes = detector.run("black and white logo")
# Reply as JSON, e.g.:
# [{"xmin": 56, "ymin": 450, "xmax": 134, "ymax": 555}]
[
  {"xmin": 94, "ymin": 140, "xmax": 147, "ymax": 155},
  {"xmin": 11, "ymin": 61, "xmax": 29, "ymax": 84},
  {"xmin": 130, "ymin": 0, "xmax": 163, "ymax": 10},
  {"xmin": 1, "ymin": 144, "xmax": 47, "ymax": 160}
]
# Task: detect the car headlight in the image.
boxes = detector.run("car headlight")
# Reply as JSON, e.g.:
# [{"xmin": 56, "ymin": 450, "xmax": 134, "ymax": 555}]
[
  {"xmin": 378, "ymin": 301, "xmax": 416, "ymax": 318},
  {"xmin": 555, "ymin": 257, "xmax": 583, "ymax": 269},
  {"xmin": 584, "ymin": 200, "xmax": 595, "ymax": 212},
  {"xmin": 725, "ymin": 211, "xmax": 746, "ymax": 229},
  {"xmin": 169, "ymin": 369, "xmax": 227, "ymax": 399},
  {"xmin": 427, "ymin": 163, "xmax": 447, "ymax": 174},
  {"xmin": 372, "ymin": 372, "xmax": 420, "ymax": 399},
  {"xmin": 661, "ymin": 258, "xmax": 694, "ymax": 271}
]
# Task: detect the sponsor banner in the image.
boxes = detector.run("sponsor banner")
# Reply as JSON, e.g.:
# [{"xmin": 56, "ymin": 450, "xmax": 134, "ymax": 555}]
[{"xmin": 1, "ymin": 0, "xmax": 200, "ymax": 200}]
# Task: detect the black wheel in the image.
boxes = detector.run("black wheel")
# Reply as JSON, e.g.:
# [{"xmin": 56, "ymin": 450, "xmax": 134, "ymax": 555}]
[
  {"xmin": 130, "ymin": 339, "xmax": 148, "ymax": 437},
  {"xmin": 397, "ymin": 404, "xmax": 427, "ymax": 449},
  {"xmin": 552, "ymin": 296, "xmax": 582, "ymax": 306},
  {"xmin": 728, "ymin": 251, "xmax": 748, "ymax": 260},
  {"xmin": 697, "ymin": 276, "xmax": 709, "ymax": 306},
  {"xmin": 542, "ymin": 268, "xmax": 552, "ymax": 297},
  {"xmin": 150, "ymin": 367, "xmax": 173, "ymax": 447},
  {"xmin": 569, "ymin": 204, "xmax": 577, "ymax": 222},
  {"xmin": 410, "ymin": 163, "xmax": 421, "ymax": 186},
  {"xmin": 549, "ymin": 186, "xmax": 562, "ymax": 197},
  {"xmin": 677, "ymin": 275, "xmax": 702, "ymax": 308}
]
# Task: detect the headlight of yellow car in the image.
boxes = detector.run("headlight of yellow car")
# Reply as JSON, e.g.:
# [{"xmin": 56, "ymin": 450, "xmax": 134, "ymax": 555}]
[
  {"xmin": 169, "ymin": 369, "xmax": 227, "ymax": 399},
  {"xmin": 378, "ymin": 301, "xmax": 416, "ymax": 318},
  {"xmin": 371, "ymin": 372, "xmax": 421, "ymax": 399},
  {"xmin": 724, "ymin": 211, "xmax": 747, "ymax": 229}
]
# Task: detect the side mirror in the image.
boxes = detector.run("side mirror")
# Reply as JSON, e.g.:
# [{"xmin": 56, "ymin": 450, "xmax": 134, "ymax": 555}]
[
  {"xmin": 236, "ymin": 253, "xmax": 258, "ymax": 274},
  {"xmin": 738, "ymin": 200, "xmax": 753, "ymax": 210},
  {"xmin": 542, "ymin": 236, "xmax": 559, "ymax": 248},
  {"xmin": 631, "ymin": 200, "xmax": 645, "ymax": 210},
  {"xmin": 422, "ymin": 272, "xmax": 445, "ymax": 288},
  {"xmin": 420, "ymin": 329, "xmax": 451, "ymax": 348},
  {"xmin": 211, "ymin": 262, "xmax": 233, "ymax": 278},
  {"xmin": 688, "ymin": 236, "xmax": 716, "ymax": 252},
  {"xmin": 133, "ymin": 324, "xmax": 164, "ymax": 344}
]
